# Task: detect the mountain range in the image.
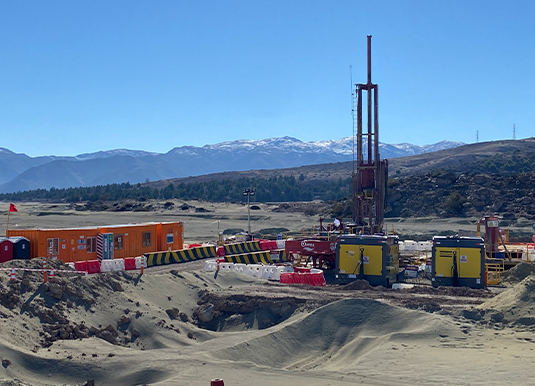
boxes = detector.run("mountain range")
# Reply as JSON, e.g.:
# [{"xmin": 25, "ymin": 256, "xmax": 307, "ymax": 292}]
[{"xmin": 0, "ymin": 137, "xmax": 463, "ymax": 193}]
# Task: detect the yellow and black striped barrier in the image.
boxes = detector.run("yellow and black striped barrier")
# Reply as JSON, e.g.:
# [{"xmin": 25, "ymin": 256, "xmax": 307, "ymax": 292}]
[
  {"xmin": 224, "ymin": 241, "xmax": 261, "ymax": 256},
  {"xmin": 145, "ymin": 245, "xmax": 217, "ymax": 267},
  {"xmin": 277, "ymin": 250, "xmax": 290, "ymax": 262},
  {"xmin": 222, "ymin": 251, "xmax": 272, "ymax": 265}
]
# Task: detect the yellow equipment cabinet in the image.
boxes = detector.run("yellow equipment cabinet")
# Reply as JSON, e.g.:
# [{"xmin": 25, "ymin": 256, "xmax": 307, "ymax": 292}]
[
  {"xmin": 431, "ymin": 236, "xmax": 486, "ymax": 289},
  {"xmin": 335, "ymin": 235, "xmax": 399, "ymax": 287}
]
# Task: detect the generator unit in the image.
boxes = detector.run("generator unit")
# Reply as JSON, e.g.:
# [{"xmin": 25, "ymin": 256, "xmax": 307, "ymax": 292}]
[
  {"xmin": 335, "ymin": 235, "xmax": 399, "ymax": 286},
  {"xmin": 431, "ymin": 236, "xmax": 486, "ymax": 289}
]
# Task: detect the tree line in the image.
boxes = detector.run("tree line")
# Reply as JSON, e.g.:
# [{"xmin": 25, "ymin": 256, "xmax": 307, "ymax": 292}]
[{"xmin": 0, "ymin": 176, "xmax": 352, "ymax": 203}]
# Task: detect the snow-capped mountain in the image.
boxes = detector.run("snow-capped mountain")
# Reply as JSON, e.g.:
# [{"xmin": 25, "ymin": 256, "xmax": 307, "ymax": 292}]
[{"xmin": 0, "ymin": 137, "xmax": 464, "ymax": 193}]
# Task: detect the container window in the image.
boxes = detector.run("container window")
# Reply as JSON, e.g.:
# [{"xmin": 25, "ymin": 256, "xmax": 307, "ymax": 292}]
[
  {"xmin": 47, "ymin": 238, "xmax": 59, "ymax": 256},
  {"xmin": 114, "ymin": 234, "xmax": 124, "ymax": 250},
  {"xmin": 143, "ymin": 232, "xmax": 152, "ymax": 247},
  {"xmin": 167, "ymin": 233, "xmax": 174, "ymax": 244},
  {"xmin": 87, "ymin": 237, "xmax": 97, "ymax": 253}
]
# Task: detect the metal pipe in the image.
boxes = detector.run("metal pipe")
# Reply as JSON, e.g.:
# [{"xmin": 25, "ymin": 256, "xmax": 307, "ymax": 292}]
[{"xmin": 367, "ymin": 36, "xmax": 372, "ymax": 164}]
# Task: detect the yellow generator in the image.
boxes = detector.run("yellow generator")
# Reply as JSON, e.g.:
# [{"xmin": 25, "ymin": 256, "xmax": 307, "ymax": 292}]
[
  {"xmin": 335, "ymin": 235, "xmax": 399, "ymax": 287},
  {"xmin": 431, "ymin": 236, "xmax": 486, "ymax": 289}
]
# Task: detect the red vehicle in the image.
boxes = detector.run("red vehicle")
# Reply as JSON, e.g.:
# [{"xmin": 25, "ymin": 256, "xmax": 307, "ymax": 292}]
[{"xmin": 285, "ymin": 239, "xmax": 337, "ymax": 269}]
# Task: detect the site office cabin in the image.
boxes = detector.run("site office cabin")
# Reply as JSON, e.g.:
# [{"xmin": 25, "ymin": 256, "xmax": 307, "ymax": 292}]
[{"xmin": 7, "ymin": 222, "xmax": 184, "ymax": 263}]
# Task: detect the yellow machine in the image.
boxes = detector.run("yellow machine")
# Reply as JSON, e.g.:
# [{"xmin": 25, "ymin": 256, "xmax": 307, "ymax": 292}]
[
  {"xmin": 431, "ymin": 236, "xmax": 486, "ymax": 289},
  {"xmin": 335, "ymin": 235, "xmax": 399, "ymax": 287}
]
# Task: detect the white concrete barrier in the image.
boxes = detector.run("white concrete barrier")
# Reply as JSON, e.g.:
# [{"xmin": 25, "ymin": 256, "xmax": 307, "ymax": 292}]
[
  {"xmin": 234, "ymin": 263, "xmax": 246, "ymax": 273},
  {"xmin": 220, "ymin": 262, "xmax": 235, "ymax": 271},
  {"xmin": 113, "ymin": 258, "xmax": 125, "ymax": 271},
  {"xmin": 203, "ymin": 259, "xmax": 217, "ymax": 271},
  {"xmin": 261, "ymin": 266, "xmax": 273, "ymax": 279},
  {"xmin": 135, "ymin": 256, "xmax": 147, "ymax": 269},
  {"xmin": 100, "ymin": 260, "xmax": 114, "ymax": 272}
]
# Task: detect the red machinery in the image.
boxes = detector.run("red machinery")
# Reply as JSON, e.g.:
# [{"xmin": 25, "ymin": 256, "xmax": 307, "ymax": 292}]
[{"xmin": 285, "ymin": 239, "xmax": 337, "ymax": 269}]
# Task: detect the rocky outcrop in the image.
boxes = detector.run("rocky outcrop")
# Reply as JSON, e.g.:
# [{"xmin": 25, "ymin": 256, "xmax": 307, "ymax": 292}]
[{"xmin": 386, "ymin": 171, "xmax": 535, "ymax": 221}]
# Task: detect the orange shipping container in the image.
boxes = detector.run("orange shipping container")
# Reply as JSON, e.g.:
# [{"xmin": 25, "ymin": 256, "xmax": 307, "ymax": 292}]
[{"xmin": 6, "ymin": 222, "xmax": 184, "ymax": 263}]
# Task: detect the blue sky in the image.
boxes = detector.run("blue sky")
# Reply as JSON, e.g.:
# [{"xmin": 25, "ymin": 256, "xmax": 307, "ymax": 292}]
[{"xmin": 1, "ymin": 1, "xmax": 533, "ymax": 157}]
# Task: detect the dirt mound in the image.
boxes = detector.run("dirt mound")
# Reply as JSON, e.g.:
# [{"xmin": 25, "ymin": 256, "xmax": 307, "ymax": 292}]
[
  {"xmin": 0, "ymin": 259, "xmax": 141, "ymax": 349},
  {"xmin": 477, "ymin": 275, "xmax": 535, "ymax": 327},
  {"xmin": 211, "ymin": 298, "xmax": 460, "ymax": 371},
  {"xmin": 336, "ymin": 279, "xmax": 374, "ymax": 291},
  {"xmin": 501, "ymin": 262, "xmax": 535, "ymax": 284},
  {"xmin": 193, "ymin": 291, "xmax": 305, "ymax": 331}
]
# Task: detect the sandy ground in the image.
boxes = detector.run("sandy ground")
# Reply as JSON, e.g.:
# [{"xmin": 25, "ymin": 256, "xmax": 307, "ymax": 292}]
[
  {"xmin": 2, "ymin": 200, "xmax": 328, "ymax": 244},
  {"xmin": 0, "ymin": 201, "xmax": 534, "ymax": 385}
]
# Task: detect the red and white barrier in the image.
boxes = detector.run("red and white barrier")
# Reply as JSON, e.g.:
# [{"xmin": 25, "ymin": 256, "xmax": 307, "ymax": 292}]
[{"xmin": 279, "ymin": 268, "xmax": 326, "ymax": 287}]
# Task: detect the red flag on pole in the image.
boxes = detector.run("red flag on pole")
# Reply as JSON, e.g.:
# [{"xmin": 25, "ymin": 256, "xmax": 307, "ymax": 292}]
[{"xmin": 9, "ymin": 203, "xmax": 17, "ymax": 212}]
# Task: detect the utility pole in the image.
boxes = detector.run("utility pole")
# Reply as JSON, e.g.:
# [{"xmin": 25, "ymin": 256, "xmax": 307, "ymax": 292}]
[{"xmin": 513, "ymin": 124, "xmax": 516, "ymax": 140}]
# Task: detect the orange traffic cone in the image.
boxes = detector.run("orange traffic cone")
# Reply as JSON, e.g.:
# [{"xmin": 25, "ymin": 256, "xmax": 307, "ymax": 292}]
[
  {"xmin": 9, "ymin": 268, "xmax": 16, "ymax": 281},
  {"xmin": 49, "ymin": 269, "xmax": 54, "ymax": 280}
]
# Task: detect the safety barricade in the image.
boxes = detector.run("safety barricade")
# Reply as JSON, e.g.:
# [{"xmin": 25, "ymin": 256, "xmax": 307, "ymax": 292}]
[
  {"xmin": 201, "ymin": 259, "xmax": 298, "ymax": 282},
  {"xmin": 222, "ymin": 251, "xmax": 272, "ymax": 265},
  {"xmin": 249, "ymin": 265, "xmax": 262, "ymax": 278},
  {"xmin": 100, "ymin": 260, "xmax": 115, "ymax": 273},
  {"xmin": 203, "ymin": 260, "xmax": 218, "ymax": 271},
  {"xmin": 74, "ymin": 261, "xmax": 88, "ymax": 272},
  {"xmin": 145, "ymin": 245, "xmax": 217, "ymax": 267},
  {"xmin": 124, "ymin": 257, "xmax": 137, "ymax": 271},
  {"xmin": 112, "ymin": 258, "xmax": 125, "ymax": 271},
  {"xmin": 259, "ymin": 240, "xmax": 279, "ymax": 251},
  {"xmin": 216, "ymin": 246, "xmax": 225, "ymax": 257},
  {"xmin": 261, "ymin": 266, "xmax": 277, "ymax": 280},
  {"xmin": 270, "ymin": 250, "xmax": 290, "ymax": 262},
  {"xmin": 276, "ymin": 240, "xmax": 285, "ymax": 249},
  {"xmin": 279, "ymin": 268, "xmax": 326, "ymax": 287},
  {"xmin": 87, "ymin": 260, "xmax": 101, "ymax": 274},
  {"xmin": 234, "ymin": 263, "xmax": 246, "ymax": 273},
  {"xmin": 219, "ymin": 262, "xmax": 235, "ymax": 272},
  {"xmin": 224, "ymin": 241, "xmax": 262, "ymax": 255},
  {"xmin": 135, "ymin": 256, "xmax": 146, "ymax": 269},
  {"xmin": 66, "ymin": 262, "xmax": 75, "ymax": 270},
  {"xmin": 274, "ymin": 266, "xmax": 293, "ymax": 281}
]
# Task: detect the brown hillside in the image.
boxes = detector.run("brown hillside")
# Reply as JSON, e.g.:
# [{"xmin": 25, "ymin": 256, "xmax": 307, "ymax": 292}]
[{"xmin": 146, "ymin": 137, "xmax": 535, "ymax": 189}]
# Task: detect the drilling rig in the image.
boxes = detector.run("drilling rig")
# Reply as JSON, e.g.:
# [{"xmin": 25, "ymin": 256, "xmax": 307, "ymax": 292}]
[{"xmin": 351, "ymin": 35, "xmax": 388, "ymax": 235}]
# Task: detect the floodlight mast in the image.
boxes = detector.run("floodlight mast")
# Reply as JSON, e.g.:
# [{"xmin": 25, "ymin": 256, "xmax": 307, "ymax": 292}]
[
  {"xmin": 351, "ymin": 35, "xmax": 388, "ymax": 235},
  {"xmin": 243, "ymin": 188, "xmax": 256, "ymax": 236}
]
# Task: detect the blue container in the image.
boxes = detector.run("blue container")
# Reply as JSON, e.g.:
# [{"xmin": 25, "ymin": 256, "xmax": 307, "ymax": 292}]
[{"xmin": 494, "ymin": 251, "xmax": 506, "ymax": 259}]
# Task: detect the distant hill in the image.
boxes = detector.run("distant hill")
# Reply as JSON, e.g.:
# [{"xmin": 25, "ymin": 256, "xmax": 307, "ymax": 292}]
[
  {"xmin": 2, "ymin": 138, "xmax": 535, "ymax": 229},
  {"xmin": 147, "ymin": 138, "xmax": 535, "ymax": 188},
  {"xmin": 0, "ymin": 137, "xmax": 463, "ymax": 193}
]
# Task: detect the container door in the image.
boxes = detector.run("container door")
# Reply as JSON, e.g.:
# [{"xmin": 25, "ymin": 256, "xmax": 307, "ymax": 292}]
[
  {"xmin": 97, "ymin": 233, "xmax": 114, "ymax": 260},
  {"xmin": 337, "ymin": 244, "xmax": 361, "ymax": 274},
  {"xmin": 435, "ymin": 247, "xmax": 456, "ymax": 278},
  {"xmin": 363, "ymin": 245, "xmax": 383, "ymax": 276},
  {"xmin": 458, "ymin": 247, "xmax": 480, "ymax": 278}
]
